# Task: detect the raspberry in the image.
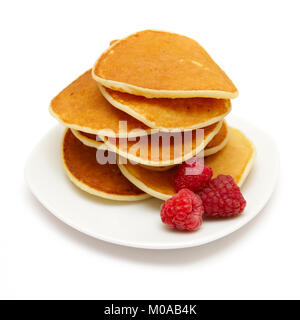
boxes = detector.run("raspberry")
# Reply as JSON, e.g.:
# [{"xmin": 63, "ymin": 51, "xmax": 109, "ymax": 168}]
[
  {"xmin": 174, "ymin": 157, "xmax": 213, "ymax": 192},
  {"xmin": 160, "ymin": 189, "xmax": 204, "ymax": 231},
  {"xmin": 198, "ymin": 175, "xmax": 246, "ymax": 218}
]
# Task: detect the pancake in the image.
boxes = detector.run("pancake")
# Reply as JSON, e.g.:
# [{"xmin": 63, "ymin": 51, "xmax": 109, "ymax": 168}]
[
  {"xmin": 100, "ymin": 121, "xmax": 222, "ymax": 166},
  {"xmin": 100, "ymin": 85, "xmax": 231, "ymax": 131},
  {"xmin": 118, "ymin": 127, "xmax": 255, "ymax": 200},
  {"xmin": 73, "ymin": 129, "xmax": 176, "ymax": 172},
  {"xmin": 72, "ymin": 121, "xmax": 228, "ymax": 171},
  {"xmin": 92, "ymin": 30, "xmax": 238, "ymax": 99},
  {"xmin": 62, "ymin": 129, "xmax": 150, "ymax": 201},
  {"xmin": 118, "ymin": 163, "xmax": 177, "ymax": 201},
  {"xmin": 50, "ymin": 70, "xmax": 153, "ymax": 138},
  {"xmin": 205, "ymin": 127, "xmax": 255, "ymax": 187},
  {"xmin": 204, "ymin": 121, "xmax": 229, "ymax": 156},
  {"xmin": 71, "ymin": 130, "xmax": 176, "ymax": 171}
]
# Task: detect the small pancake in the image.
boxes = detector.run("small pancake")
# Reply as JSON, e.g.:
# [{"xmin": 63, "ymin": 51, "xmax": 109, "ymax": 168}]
[
  {"xmin": 62, "ymin": 129, "xmax": 149, "ymax": 201},
  {"xmin": 118, "ymin": 163, "xmax": 177, "ymax": 201},
  {"xmin": 100, "ymin": 85, "xmax": 231, "ymax": 131},
  {"xmin": 74, "ymin": 129, "xmax": 177, "ymax": 172},
  {"xmin": 93, "ymin": 30, "xmax": 238, "ymax": 99},
  {"xmin": 100, "ymin": 121, "xmax": 222, "ymax": 166},
  {"xmin": 50, "ymin": 70, "xmax": 152, "ymax": 138},
  {"xmin": 118, "ymin": 127, "xmax": 255, "ymax": 200},
  {"xmin": 204, "ymin": 121, "xmax": 229, "ymax": 156},
  {"xmin": 205, "ymin": 127, "xmax": 255, "ymax": 187},
  {"xmin": 72, "ymin": 121, "xmax": 227, "ymax": 171},
  {"xmin": 71, "ymin": 130, "xmax": 176, "ymax": 171}
]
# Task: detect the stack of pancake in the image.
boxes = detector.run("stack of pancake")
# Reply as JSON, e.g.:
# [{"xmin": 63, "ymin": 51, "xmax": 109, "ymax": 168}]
[{"xmin": 50, "ymin": 30, "xmax": 255, "ymax": 201}]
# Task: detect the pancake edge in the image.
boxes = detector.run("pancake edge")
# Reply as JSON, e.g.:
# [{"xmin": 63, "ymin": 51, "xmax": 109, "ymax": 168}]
[
  {"xmin": 92, "ymin": 30, "xmax": 238, "ymax": 99},
  {"xmin": 99, "ymin": 120, "xmax": 223, "ymax": 167},
  {"xmin": 71, "ymin": 129, "xmax": 107, "ymax": 150},
  {"xmin": 204, "ymin": 121, "xmax": 230, "ymax": 157},
  {"xmin": 138, "ymin": 164, "xmax": 176, "ymax": 172},
  {"xmin": 49, "ymin": 103, "xmax": 156, "ymax": 138},
  {"xmin": 99, "ymin": 84, "xmax": 231, "ymax": 131},
  {"xmin": 235, "ymin": 131, "xmax": 256, "ymax": 188},
  {"xmin": 62, "ymin": 130, "xmax": 151, "ymax": 201},
  {"xmin": 117, "ymin": 162, "xmax": 172, "ymax": 201},
  {"xmin": 94, "ymin": 77, "xmax": 238, "ymax": 99},
  {"xmin": 71, "ymin": 130, "xmax": 176, "ymax": 172}
]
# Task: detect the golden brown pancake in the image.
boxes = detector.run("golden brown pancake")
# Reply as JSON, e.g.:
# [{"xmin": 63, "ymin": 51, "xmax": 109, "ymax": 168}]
[
  {"xmin": 71, "ymin": 130, "xmax": 175, "ymax": 172},
  {"xmin": 205, "ymin": 127, "xmax": 255, "ymax": 186},
  {"xmin": 50, "ymin": 70, "xmax": 152, "ymax": 138},
  {"xmin": 204, "ymin": 121, "xmax": 229, "ymax": 156},
  {"xmin": 93, "ymin": 30, "xmax": 238, "ymax": 99},
  {"xmin": 101, "ymin": 121, "xmax": 222, "ymax": 166},
  {"xmin": 100, "ymin": 85, "xmax": 231, "ymax": 131},
  {"xmin": 62, "ymin": 129, "xmax": 149, "ymax": 201},
  {"xmin": 72, "ymin": 121, "xmax": 228, "ymax": 170},
  {"xmin": 73, "ymin": 129, "xmax": 176, "ymax": 172},
  {"xmin": 118, "ymin": 163, "xmax": 177, "ymax": 200},
  {"xmin": 118, "ymin": 127, "xmax": 255, "ymax": 200}
]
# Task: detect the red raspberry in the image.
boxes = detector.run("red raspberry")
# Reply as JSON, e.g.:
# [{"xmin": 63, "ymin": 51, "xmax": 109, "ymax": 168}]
[
  {"xmin": 174, "ymin": 157, "xmax": 213, "ymax": 192},
  {"xmin": 198, "ymin": 175, "xmax": 246, "ymax": 218},
  {"xmin": 160, "ymin": 189, "xmax": 204, "ymax": 231}
]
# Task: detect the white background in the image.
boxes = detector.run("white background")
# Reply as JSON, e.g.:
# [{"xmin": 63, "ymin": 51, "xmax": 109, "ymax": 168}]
[{"xmin": 0, "ymin": 0, "xmax": 299, "ymax": 299}]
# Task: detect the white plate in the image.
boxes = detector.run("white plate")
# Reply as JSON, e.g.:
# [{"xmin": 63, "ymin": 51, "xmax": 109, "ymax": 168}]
[{"xmin": 25, "ymin": 116, "xmax": 279, "ymax": 249}]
